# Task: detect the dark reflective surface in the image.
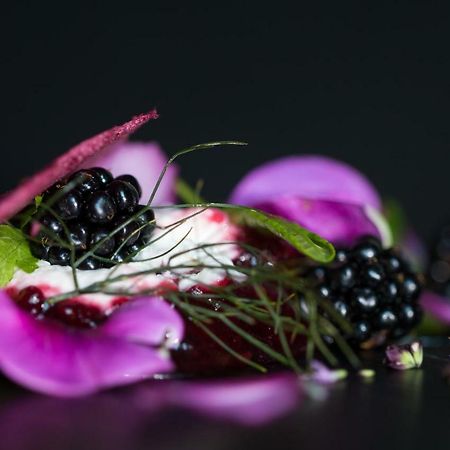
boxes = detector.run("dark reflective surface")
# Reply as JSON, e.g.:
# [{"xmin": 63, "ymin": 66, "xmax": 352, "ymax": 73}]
[{"xmin": 1, "ymin": 339, "xmax": 449, "ymax": 450}]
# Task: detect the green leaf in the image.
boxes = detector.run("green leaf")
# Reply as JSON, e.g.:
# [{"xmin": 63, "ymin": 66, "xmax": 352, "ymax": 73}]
[
  {"xmin": 175, "ymin": 178, "xmax": 206, "ymax": 204},
  {"xmin": 218, "ymin": 204, "xmax": 335, "ymax": 263},
  {"xmin": 0, "ymin": 225, "xmax": 38, "ymax": 287},
  {"xmin": 383, "ymin": 198, "xmax": 407, "ymax": 244},
  {"xmin": 34, "ymin": 195, "xmax": 43, "ymax": 208}
]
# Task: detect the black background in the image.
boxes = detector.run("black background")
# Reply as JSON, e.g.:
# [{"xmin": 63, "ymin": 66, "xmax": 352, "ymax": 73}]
[
  {"xmin": 2, "ymin": 2, "xmax": 450, "ymax": 242},
  {"xmin": 1, "ymin": 2, "xmax": 450, "ymax": 449}
]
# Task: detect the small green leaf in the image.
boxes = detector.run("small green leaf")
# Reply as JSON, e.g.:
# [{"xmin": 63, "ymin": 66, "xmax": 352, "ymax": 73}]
[
  {"xmin": 221, "ymin": 205, "xmax": 335, "ymax": 263},
  {"xmin": 175, "ymin": 178, "xmax": 206, "ymax": 204},
  {"xmin": 0, "ymin": 225, "xmax": 38, "ymax": 287},
  {"xmin": 34, "ymin": 195, "xmax": 43, "ymax": 208},
  {"xmin": 383, "ymin": 198, "xmax": 407, "ymax": 244}
]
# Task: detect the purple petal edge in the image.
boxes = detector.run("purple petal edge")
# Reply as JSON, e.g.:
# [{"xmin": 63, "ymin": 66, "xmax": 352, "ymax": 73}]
[
  {"xmin": 102, "ymin": 297, "xmax": 184, "ymax": 348},
  {"xmin": 230, "ymin": 155, "xmax": 381, "ymax": 210},
  {"xmin": 171, "ymin": 374, "xmax": 300, "ymax": 425},
  {"xmin": 82, "ymin": 141, "xmax": 177, "ymax": 205},
  {"xmin": 421, "ymin": 290, "xmax": 450, "ymax": 325},
  {"xmin": 258, "ymin": 197, "xmax": 380, "ymax": 245}
]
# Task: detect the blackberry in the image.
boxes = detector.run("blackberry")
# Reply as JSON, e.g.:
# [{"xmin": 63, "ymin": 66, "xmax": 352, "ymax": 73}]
[
  {"xmin": 39, "ymin": 214, "xmax": 64, "ymax": 236},
  {"xmin": 116, "ymin": 174, "xmax": 142, "ymax": 198},
  {"xmin": 48, "ymin": 246, "xmax": 71, "ymax": 266},
  {"xmin": 90, "ymin": 167, "xmax": 114, "ymax": 186},
  {"xmin": 135, "ymin": 205, "xmax": 156, "ymax": 244},
  {"xmin": 67, "ymin": 223, "xmax": 89, "ymax": 251},
  {"xmin": 18, "ymin": 169, "xmax": 156, "ymax": 270},
  {"xmin": 112, "ymin": 215, "xmax": 141, "ymax": 247},
  {"xmin": 85, "ymin": 191, "xmax": 117, "ymax": 224},
  {"xmin": 312, "ymin": 236, "xmax": 423, "ymax": 344},
  {"xmin": 107, "ymin": 180, "xmax": 139, "ymax": 213},
  {"xmin": 89, "ymin": 228, "xmax": 116, "ymax": 256},
  {"xmin": 54, "ymin": 189, "xmax": 83, "ymax": 220},
  {"xmin": 68, "ymin": 169, "xmax": 103, "ymax": 196}
]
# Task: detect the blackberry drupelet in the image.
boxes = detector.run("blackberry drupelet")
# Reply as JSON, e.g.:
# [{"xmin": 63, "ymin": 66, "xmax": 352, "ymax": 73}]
[
  {"xmin": 310, "ymin": 236, "xmax": 423, "ymax": 344},
  {"xmin": 20, "ymin": 168, "xmax": 156, "ymax": 270}
]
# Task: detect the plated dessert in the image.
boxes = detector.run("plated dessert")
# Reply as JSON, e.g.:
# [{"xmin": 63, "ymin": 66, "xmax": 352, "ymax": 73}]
[{"xmin": 0, "ymin": 111, "xmax": 438, "ymax": 397}]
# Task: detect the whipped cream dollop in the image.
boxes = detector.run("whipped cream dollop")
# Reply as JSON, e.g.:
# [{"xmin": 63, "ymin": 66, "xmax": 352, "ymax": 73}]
[{"xmin": 9, "ymin": 208, "xmax": 244, "ymax": 311}]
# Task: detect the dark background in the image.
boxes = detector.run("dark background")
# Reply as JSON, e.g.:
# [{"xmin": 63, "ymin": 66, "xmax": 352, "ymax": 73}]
[
  {"xmin": 1, "ymin": 3, "xmax": 450, "ymax": 449},
  {"xmin": 1, "ymin": 2, "xmax": 450, "ymax": 242}
]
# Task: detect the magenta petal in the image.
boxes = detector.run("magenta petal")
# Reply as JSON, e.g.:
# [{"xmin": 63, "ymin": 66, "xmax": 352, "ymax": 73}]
[
  {"xmin": 102, "ymin": 297, "xmax": 184, "ymax": 348},
  {"xmin": 0, "ymin": 292, "xmax": 173, "ymax": 397},
  {"xmin": 230, "ymin": 155, "xmax": 381, "ymax": 210},
  {"xmin": 421, "ymin": 290, "xmax": 450, "ymax": 325},
  {"xmin": 259, "ymin": 196, "xmax": 379, "ymax": 245},
  {"xmin": 305, "ymin": 360, "xmax": 347, "ymax": 384},
  {"xmin": 0, "ymin": 111, "xmax": 158, "ymax": 222},
  {"xmin": 173, "ymin": 374, "xmax": 300, "ymax": 425},
  {"xmin": 81, "ymin": 141, "xmax": 177, "ymax": 205}
]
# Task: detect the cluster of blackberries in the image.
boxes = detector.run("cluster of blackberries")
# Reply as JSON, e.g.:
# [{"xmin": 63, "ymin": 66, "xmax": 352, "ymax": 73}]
[
  {"xmin": 26, "ymin": 168, "xmax": 155, "ymax": 270},
  {"xmin": 308, "ymin": 236, "xmax": 423, "ymax": 343},
  {"xmin": 427, "ymin": 224, "xmax": 450, "ymax": 297}
]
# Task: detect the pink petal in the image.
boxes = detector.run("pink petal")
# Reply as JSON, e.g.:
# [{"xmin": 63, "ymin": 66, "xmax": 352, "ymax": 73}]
[
  {"xmin": 258, "ymin": 196, "xmax": 379, "ymax": 245},
  {"xmin": 0, "ymin": 111, "xmax": 158, "ymax": 222},
  {"xmin": 230, "ymin": 155, "xmax": 381, "ymax": 210},
  {"xmin": 421, "ymin": 290, "xmax": 450, "ymax": 325},
  {"xmin": 0, "ymin": 291, "xmax": 173, "ymax": 397},
  {"xmin": 81, "ymin": 141, "xmax": 177, "ymax": 205},
  {"xmin": 172, "ymin": 374, "xmax": 300, "ymax": 425},
  {"xmin": 304, "ymin": 360, "xmax": 347, "ymax": 384},
  {"xmin": 101, "ymin": 297, "xmax": 184, "ymax": 348}
]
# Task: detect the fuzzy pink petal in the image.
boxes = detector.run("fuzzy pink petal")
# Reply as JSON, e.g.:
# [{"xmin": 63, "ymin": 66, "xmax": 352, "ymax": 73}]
[
  {"xmin": 172, "ymin": 374, "xmax": 300, "ymax": 425},
  {"xmin": 304, "ymin": 360, "xmax": 347, "ymax": 384},
  {"xmin": 0, "ymin": 111, "xmax": 158, "ymax": 222},
  {"xmin": 81, "ymin": 141, "xmax": 177, "ymax": 205},
  {"xmin": 0, "ymin": 292, "xmax": 173, "ymax": 397},
  {"xmin": 101, "ymin": 297, "xmax": 184, "ymax": 348},
  {"xmin": 421, "ymin": 290, "xmax": 450, "ymax": 325},
  {"xmin": 230, "ymin": 155, "xmax": 381, "ymax": 210},
  {"xmin": 258, "ymin": 196, "xmax": 379, "ymax": 245}
]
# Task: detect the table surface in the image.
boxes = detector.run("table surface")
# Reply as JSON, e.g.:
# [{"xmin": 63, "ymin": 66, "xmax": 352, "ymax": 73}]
[{"xmin": 0, "ymin": 337, "xmax": 449, "ymax": 450}]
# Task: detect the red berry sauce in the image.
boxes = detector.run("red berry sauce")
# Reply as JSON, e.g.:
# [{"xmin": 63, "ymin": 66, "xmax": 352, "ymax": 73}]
[
  {"xmin": 171, "ymin": 229, "xmax": 307, "ymax": 375},
  {"xmin": 10, "ymin": 286, "xmax": 111, "ymax": 329}
]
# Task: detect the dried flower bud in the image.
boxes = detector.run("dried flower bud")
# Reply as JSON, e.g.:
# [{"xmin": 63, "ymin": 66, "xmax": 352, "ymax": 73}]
[{"xmin": 384, "ymin": 340, "xmax": 423, "ymax": 370}]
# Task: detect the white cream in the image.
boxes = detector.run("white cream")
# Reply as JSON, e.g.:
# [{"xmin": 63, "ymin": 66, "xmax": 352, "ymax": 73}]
[{"xmin": 9, "ymin": 208, "xmax": 245, "ymax": 311}]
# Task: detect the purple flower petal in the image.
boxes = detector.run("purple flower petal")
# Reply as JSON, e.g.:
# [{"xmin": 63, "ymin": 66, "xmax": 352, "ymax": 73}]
[
  {"xmin": 258, "ymin": 196, "xmax": 379, "ymax": 245},
  {"xmin": 101, "ymin": 297, "xmax": 184, "ymax": 347},
  {"xmin": 304, "ymin": 360, "xmax": 348, "ymax": 384},
  {"xmin": 0, "ymin": 111, "xmax": 158, "ymax": 222},
  {"xmin": 0, "ymin": 292, "xmax": 175, "ymax": 397},
  {"xmin": 421, "ymin": 290, "xmax": 450, "ymax": 325},
  {"xmin": 172, "ymin": 374, "xmax": 300, "ymax": 425},
  {"xmin": 81, "ymin": 141, "xmax": 177, "ymax": 205},
  {"xmin": 230, "ymin": 155, "xmax": 381, "ymax": 210}
]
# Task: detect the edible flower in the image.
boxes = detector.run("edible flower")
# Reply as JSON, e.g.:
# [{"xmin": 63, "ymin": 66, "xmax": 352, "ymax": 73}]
[
  {"xmin": 0, "ymin": 292, "xmax": 184, "ymax": 396},
  {"xmin": 230, "ymin": 155, "xmax": 389, "ymax": 246},
  {"xmin": 0, "ymin": 112, "xmax": 185, "ymax": 396},
  {"xmin": 384, "ymin": 341, "xmax": 423, "ymax": 370}
]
